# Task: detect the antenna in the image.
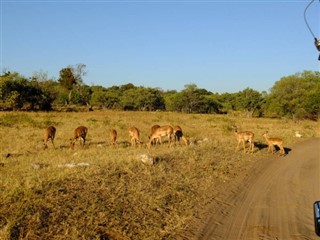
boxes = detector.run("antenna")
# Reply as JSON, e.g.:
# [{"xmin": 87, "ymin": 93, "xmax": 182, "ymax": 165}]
[{"xmin": 304, "ymin": 0, "xmax": 320, "ymax": 60}]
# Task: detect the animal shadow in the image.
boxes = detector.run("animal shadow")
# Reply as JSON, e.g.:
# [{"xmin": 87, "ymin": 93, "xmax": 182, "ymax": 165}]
[
  {"xmin": 254, "ymin": 142, "xmax": 268, "ymax": 150},
  {"xmin": 254, "ymin": 141, "xmax": 292, "ymax": 156},
  {"xmin": 283, "ymin": 147, "xmax": 292, "ymax": 155}
]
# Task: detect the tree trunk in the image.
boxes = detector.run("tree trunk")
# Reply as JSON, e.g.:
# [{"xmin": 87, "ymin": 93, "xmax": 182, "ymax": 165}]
[{"xmin": 68, "ymin": 90, "xmax": 72, "ymax": 104}]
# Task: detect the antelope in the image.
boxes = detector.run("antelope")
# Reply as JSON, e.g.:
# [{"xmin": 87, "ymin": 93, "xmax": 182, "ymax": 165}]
[
  {"xmin": 70, "ymin": 126, "xmax": 88, "ymax": 149},
  {"xmin": 149, "ymin": 124, "xmax": 161, "ymax": 145},
  {"xmin": 110, "ymin": 129, "xmax": 117, "ymax": 146},
  {"xmin": 262, "ymin": 131, "xmax": 285, "ymax": 155},
  {"xmin": 129, "ymin": 127, "xmax": 142, "ymax": 147},
  {"xmin": 173, "ymin": 125, "xmax": 190, "ymax": 146},
  {"xmin": 44, "ymin": 126, "xmax": 56, "ymax": 149},
  {"xmin": 233, "ymin": 128, "xmax": 254, "ymax": 153},
  {"xmin": 147, "ymin": 125, "xmax": 173, "ymax": 149}
]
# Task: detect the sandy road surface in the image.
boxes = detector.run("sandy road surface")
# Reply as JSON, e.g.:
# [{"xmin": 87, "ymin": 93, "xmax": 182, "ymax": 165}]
[{"xmin": 193, "ymin": 138, "xmax": 320, "ymax": 240}]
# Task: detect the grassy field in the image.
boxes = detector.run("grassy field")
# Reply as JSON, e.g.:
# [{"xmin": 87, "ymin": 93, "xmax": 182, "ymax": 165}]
[{"xmin": 0, "ymin": 111, "xmax": 319, "ymax": 240}]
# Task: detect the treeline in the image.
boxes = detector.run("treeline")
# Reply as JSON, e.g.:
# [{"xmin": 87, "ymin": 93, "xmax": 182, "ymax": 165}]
[{"xmin": 0, "ymin": 65, "xmax": 319, "ymax": 120}]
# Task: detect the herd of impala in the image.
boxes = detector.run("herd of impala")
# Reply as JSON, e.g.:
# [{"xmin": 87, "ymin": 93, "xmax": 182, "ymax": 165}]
[
  {"xmin": 43, "ymin": 124, "xmax": 190, "ymax": 150},
  {"xmin": 43, "ymin": 124, "xmax": 286, "ymax": 156}
]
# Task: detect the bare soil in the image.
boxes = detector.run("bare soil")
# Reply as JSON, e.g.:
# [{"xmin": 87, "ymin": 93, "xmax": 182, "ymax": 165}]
[{"xmin": 186, "ymin": 138, "xmax": 320, "ymax": 240}]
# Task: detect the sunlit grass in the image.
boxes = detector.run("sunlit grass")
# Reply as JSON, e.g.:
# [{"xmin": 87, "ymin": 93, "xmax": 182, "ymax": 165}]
[{"xmin": 0, "ymin": 111, "xmax": 319, "ymax": 239}]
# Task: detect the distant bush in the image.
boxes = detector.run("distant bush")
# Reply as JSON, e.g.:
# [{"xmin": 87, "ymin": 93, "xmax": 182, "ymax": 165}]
[{"xmin": 0, "ymin": 72, "xmax": 55, "ymax": 111}]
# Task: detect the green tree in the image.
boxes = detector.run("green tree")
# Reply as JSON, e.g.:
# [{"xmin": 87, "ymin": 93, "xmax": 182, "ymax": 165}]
[
  {"xmin": 120, "ymin": 83, "xmax": 135, "ymax": 92},
  {"xmin": 90, "ymin": 86, "xmax": 108, "ymax": 107},
  {"xmin": 235, "ymin": 88, "xmax": 264, "ymax": 117},
  {"xmin": 58, "ymin": 67, "xmax": 76, "ymax": 104},
  {"xmin": 58, "ymin": 64, "xmax": 86, "ymax": 104},
  {"xmin": 120, "ymin": 86, "xmax": 165, "ymax": 111},
  {"xmin": 134, "ymin": 87, "xmax": 165, "ymax": 111},
  {"xmin": 163, "ymin": 90, "xmax": 184, "ymax": 112},
  {"xmin": 266, "ymin": 70, "xmax": 320, "ymax": 119},
  {"xmin": 218, "ymin": 92, "xmax": 237, "ymax": 113},
  {"xmin": 120, "ymin": 88, "xmax": 136, "ymax": 110},
  {"xmin": 104, "ymin": 86, "xmax": 122, "ymax": 109},
  {"xmin": 303, "ymin": 81, "xmax": 320, "ymax": 120},
  {"xmin": 201, "ymin": 95, "xmax": 221, "ymax": 114},
  {"xmin": 0, "ymin": 72, "xmax": 55, "ymax": 110},
  {"xmin": 180, "ymin": 84, "xmax": 201, "ymax": 113},
  {"xmin": 179, "ymin": 84, "xmax": 220, "ymax": 113},
  {"xmin": 70, "ymin": 85, "xmax": 93, "ymax": 106},
  {"xmin": 58, "ymin": 68, "xmax": 76, "ymax": 91}
]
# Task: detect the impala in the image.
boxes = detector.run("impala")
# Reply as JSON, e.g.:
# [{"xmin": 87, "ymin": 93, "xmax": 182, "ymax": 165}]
[
  {"xmin": 233, "ymin": 128, "xmax": 254, "ymax": 153},
  {"xmin": 70, "ymin": 126, "xmax": 88, "ymax": 149},
  {"xmin": 44, "ymin": 126, "xmax": 56, "ymax": 149},
  {"xmin": 149, "ymin": 124, "xmax": 161, "ymax": 145},
  {"xmin": 173, "ymin": 125, "xmax": 190, "ymax": 146},
  {"xmin": 110, "ymin": 129, "xmax": 117, "ymax": 146},
  {"xmin": 147, "ymin": 125, "xmax": 173, "ymax": 149},
  {"xmin": 129, "ymin": 127, "xmax": 142, "ymax": 147},
  {"xmin": 262, "ymin": 131, "xmax": 285, "ymax": 155}
]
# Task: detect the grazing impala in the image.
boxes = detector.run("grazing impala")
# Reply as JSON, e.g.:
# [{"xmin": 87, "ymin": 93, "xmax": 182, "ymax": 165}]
[
  {"xmin": 70, "ymin": 126, "xmax": 88, "ymax": 149},
  {"xmin": 263, "ymin": 131, "xmax": 285, "ymax": 155},
  {"xmin": 233, "ymin": 128, "xmax": 254, "ymax": 153},
  {"xmin": 173, "ymin": 125, "xmax": 190, "ymax": 146},
  {"xmin": 149, "ymin": 124, "xmax": 161, "ymax": 145},
  {"xmin": 147, "ymin": 125, "xmax": 173, "ymax": 149},
  {"xmin": 44, "ymin": 126, "xmax": 56, "ymax": 149},
  {"xmin": 110, "ymin": 129, "xmax": 117, "ymax": 146},
  {"xmin": 129, "ymin": 127, "xmax": 142, "ymax": 147}
]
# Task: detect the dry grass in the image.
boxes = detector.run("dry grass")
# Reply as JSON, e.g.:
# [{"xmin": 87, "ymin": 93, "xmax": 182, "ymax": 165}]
[{"xmin": 0, "ymin": 111, "xmax": 319, "ymax": 239}]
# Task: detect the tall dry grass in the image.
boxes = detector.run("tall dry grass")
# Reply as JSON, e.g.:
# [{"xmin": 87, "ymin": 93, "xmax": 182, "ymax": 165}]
[{"xmin": 0, "ymin": 111, "xmax": 319, "ymax": 239}]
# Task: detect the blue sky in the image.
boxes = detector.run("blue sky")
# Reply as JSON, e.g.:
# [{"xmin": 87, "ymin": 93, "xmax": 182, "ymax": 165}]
[{"xmin": 1, "ymin": 0, "xmax": 319, "ymax": 93}]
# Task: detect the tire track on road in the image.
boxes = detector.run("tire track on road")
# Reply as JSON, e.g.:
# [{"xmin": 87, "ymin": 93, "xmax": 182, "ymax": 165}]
[{"xmin": 193, "ymin": 138, "xmax": 320, "ymax": 240}]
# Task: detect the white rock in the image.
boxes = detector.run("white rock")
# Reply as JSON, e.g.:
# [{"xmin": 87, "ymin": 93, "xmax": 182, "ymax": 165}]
[
  {"xmin": 58, "ymin": 162, "xmax": 90, "ymax": 168},
  {"xmin": 139, "ymin": 154, "xmax": 154, "ymax": 165}
]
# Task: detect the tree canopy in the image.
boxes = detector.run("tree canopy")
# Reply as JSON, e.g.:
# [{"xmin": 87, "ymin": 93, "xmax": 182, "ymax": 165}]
[
  {"xmin": 266, "ymin": 71, "xmax": 320, "ymax": 119},
  {"xmin": 1, "ymin": 68, "xmax": 319, "ymax": 120}
]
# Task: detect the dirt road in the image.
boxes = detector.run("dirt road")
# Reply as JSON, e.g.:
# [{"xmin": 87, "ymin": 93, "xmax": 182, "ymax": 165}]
[{"xmin": 192, "ymin": 138, "xmax": 320, "ymax": 240}]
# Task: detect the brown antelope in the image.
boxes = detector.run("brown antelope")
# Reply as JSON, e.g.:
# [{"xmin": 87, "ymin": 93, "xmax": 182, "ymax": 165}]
[
  {"xmin": 262, "ymin": 131, "xmax": 285, "ymax": 155},
  {"xmin": 110, "ymin": 129, "xmax": 117, "ymax": 146},
  {"xmin": 147, "ymin": 125, "xmax": 173, "ymax": 149},
  {"xmin": 70, "ymin": 126, "xmax": 88, "ymax": 149},
  {"xmin": 44, "ymin": 126, "xmax": 56, "ymax": 149},
  {"xmin": 129, "ymin": 127, "xmax": 142, "ymax": 147},
  {"xmin": 149, "ymin": 124, "xmax": 161, "ymax": 145},
  {"xmin": 173, "ymin": 125, "xmax": 189, "ymax": 146},
  {"xmin": 233, "ymin": 128, "xmax": 254, "ymax": 153}
]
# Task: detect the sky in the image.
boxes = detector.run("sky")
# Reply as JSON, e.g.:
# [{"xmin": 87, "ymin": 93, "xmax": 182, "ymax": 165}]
[{"xmin": 1, "ymin": 0, "xmax": 319, "ymax": 93}]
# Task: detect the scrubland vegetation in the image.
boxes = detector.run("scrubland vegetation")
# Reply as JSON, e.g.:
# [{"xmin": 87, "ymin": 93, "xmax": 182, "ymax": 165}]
[
  {"xmin": 1, "ymin": 69, "xmax": 319, "ymax": 120},
  {"xmin": 0, "ymin": 111, "xmax": 319, "ymax": 239}
]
